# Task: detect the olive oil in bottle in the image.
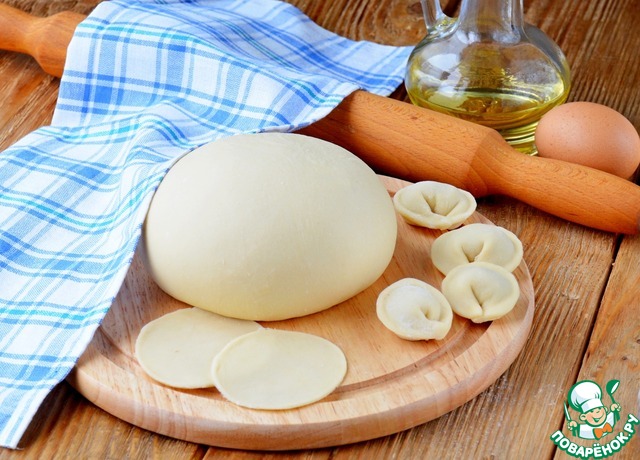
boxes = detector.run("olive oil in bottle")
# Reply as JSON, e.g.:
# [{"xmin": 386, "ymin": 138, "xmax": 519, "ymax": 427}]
[{"xmin": 406, "ymin": 0, "xmax": 571, "ymax": 155}]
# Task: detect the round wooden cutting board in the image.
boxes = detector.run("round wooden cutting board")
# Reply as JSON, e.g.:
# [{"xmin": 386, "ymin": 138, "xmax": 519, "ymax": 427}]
[{"xmin": 67, "ymin": 176, "xmax": 535, "ymax": 451}]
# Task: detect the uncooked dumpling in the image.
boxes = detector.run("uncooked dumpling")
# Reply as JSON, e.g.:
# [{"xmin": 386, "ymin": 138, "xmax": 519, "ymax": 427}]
[
  {"xmin": 393, "ymin": 181, "xmax": 476, "ymax": 230},
  {"xmin": 211, "ymin": 329, "xmax": 347, "ymax": 410},
  {"xmin": 440, "ymin": 262, "xmax": 520, "ymax": 323},
  {"xmin": 141, "ymin": 133, "xmax": 397, "ymax": 321},
  {"xmin": 430, "ymin": 223, "xmax": 523, "ymax": 275},
  {"xmin": 135, "ymin": 308, "xmax": 262, "ymax": 389},
  {"xmin": 376, "ymin": 278, "xmax": 453, "ymax": 340}
]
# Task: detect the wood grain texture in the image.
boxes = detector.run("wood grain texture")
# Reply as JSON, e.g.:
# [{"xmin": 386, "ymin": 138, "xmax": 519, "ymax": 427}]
[
  {"xmin": 66, "ymin": 176, "xmax": 535, "ymax": 451},
  {"xmin": 525, "ymin": 0, "xmax": 640, "ymax": 126},
  {"xmin": 0, "ymin": 0, "xmax": 638, "ymax": 459},
  {"xmin": 554, "ymin": 232, "xmax": 640, "ymax": 458}
]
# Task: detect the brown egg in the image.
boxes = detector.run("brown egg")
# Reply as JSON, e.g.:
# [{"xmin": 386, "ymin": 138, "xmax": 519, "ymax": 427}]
[{"xmin": 535, "ymin": 102, "xmax": 640, "ymax": 179}]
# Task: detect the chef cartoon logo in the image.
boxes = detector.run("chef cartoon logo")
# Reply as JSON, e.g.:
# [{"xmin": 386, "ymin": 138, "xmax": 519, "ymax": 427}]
[
  {"xmin": 565, "ymin": 380, "xmax": 620, "ymax": 440},
  {"xmin": 550, "ymin": 379, "xmax": 639, "ymax": 459}
]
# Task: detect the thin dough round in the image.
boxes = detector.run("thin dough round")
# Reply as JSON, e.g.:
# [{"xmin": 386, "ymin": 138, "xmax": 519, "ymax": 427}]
[
  {"xmin": 135, "ymin": 308, "xmax": 262, "ymax": 389},
  {"xmin": 211, "ymin": 329, "xmax": 347, "ymax": 410},
  {"xmin": 376, "ymin": 278, "xmax": 453, "ymax": 340},
  {"xmin": 430, "ymin": 223, "xmax": 523, "ymax": 275},
  {"xmin": 142, "ymin": 132, "xmax": 397, "ymax": 321},
  {"xmin": 441, "ymin": 262, "xmax": 520, "ymax": 323},
  {"xmin": 393, "ymin": 181, "xmax": 476, "ymax": 230}
]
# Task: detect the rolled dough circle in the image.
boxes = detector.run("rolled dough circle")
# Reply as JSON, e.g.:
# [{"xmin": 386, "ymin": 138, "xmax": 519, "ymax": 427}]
[
  {"xmin": 141, "ymin": 133, "xmax": 397, "ymax": 321},
  {"xmin": 134, "ymin": 307, "xmax": 262, "ymax": 389},
  {"xmin": 211, "ymin": 328, "xmax": 347, "ymax": 410}
]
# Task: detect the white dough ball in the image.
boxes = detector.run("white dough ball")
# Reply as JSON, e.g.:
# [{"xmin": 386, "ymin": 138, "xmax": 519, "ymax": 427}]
[{"xmin": 141, "ymin": 133, "xmax": 397, "ymax": 321}]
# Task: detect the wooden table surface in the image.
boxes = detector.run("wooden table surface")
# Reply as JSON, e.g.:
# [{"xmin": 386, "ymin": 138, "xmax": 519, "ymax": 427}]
[{"xmin": 1, "ymin": 0, "xmax": 639, "ymax": 459}]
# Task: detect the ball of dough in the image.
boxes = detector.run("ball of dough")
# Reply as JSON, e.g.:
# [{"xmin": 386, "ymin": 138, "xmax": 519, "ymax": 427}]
[{"xmin": 141, "ymin": 133, "xmax": 397, "ymax": 321}]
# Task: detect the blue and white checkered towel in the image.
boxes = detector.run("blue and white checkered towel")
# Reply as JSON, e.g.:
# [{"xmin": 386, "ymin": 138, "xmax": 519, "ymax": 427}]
[{"xmin": 0, "ymin": 0, "xmax": 411, "ymax": 448}]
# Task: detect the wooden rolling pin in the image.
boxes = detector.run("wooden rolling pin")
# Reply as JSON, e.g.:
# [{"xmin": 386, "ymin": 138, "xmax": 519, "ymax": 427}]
[{"xmin": 1, "ymin": 4, "xmax": 639, "ymax": 234}]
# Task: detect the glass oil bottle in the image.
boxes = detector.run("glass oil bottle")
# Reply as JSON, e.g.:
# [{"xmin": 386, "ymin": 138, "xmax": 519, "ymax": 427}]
[{"xmin": 405, "ymin": 0, "xmax": 571, "ymax": 154}]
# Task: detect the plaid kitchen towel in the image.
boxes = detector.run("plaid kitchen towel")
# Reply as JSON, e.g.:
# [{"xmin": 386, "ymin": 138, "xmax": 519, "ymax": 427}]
[{"xmin": 0, "ymin": 0, "xmax": 411, "ymax": 448}]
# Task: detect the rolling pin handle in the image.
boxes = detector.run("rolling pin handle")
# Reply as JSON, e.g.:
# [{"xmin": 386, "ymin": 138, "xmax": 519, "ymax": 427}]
[
  {"xmin": 302, "ymin": 91, "xmax": 640, "ymax": 235},
  {"xmin": 0, "ymin": 4, "xmax": 84, "ymax": 78}
]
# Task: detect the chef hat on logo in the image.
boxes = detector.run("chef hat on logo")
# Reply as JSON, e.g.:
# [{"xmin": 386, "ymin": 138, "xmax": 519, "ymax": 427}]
[{"xmin": 569, "ymin": 381, "xmax": 604, "ymax": 413}]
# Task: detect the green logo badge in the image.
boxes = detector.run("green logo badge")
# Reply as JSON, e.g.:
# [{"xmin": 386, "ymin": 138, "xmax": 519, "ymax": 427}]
[{"xmin": 550, "ymin": 379, "xmax": 638, "ymax": 458}]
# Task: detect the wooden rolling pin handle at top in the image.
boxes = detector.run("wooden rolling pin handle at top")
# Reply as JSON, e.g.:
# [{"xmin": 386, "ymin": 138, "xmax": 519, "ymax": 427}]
[
  {"xmin": 0, "ymin": 4, "xmax": 84, "ymax": 78},
  {"xmin": 1, "ymin": 4, "xmax": 639, "ymax": 234}
]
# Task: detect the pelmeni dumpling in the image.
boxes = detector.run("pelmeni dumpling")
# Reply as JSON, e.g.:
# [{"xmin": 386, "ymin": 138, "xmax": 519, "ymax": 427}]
[
  {"xmin": 441, "ymin": 262, "xmax": 520, "ymax": 323},
  {"xmin": 430, "ymin": 223, "xmax": 523, "ymax": 275},
  {"xmin": 376, "ymin": 278, "xmax": 453, "ymax": 341},
  {"xmin": 393, "ymin": 181, "xmax": 476, "ymax": 230}
]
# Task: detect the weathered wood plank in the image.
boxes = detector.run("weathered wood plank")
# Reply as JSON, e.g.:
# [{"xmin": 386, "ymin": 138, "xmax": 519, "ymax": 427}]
[{"xmin": 553, "ymin": 233, "xmax": 640, "ymax": 460}]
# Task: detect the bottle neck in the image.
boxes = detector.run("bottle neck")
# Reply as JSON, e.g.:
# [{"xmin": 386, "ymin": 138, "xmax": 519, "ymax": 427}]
[{"xmin": 457, "ymin": 0, "xmax": 524, "ymax": 43}]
